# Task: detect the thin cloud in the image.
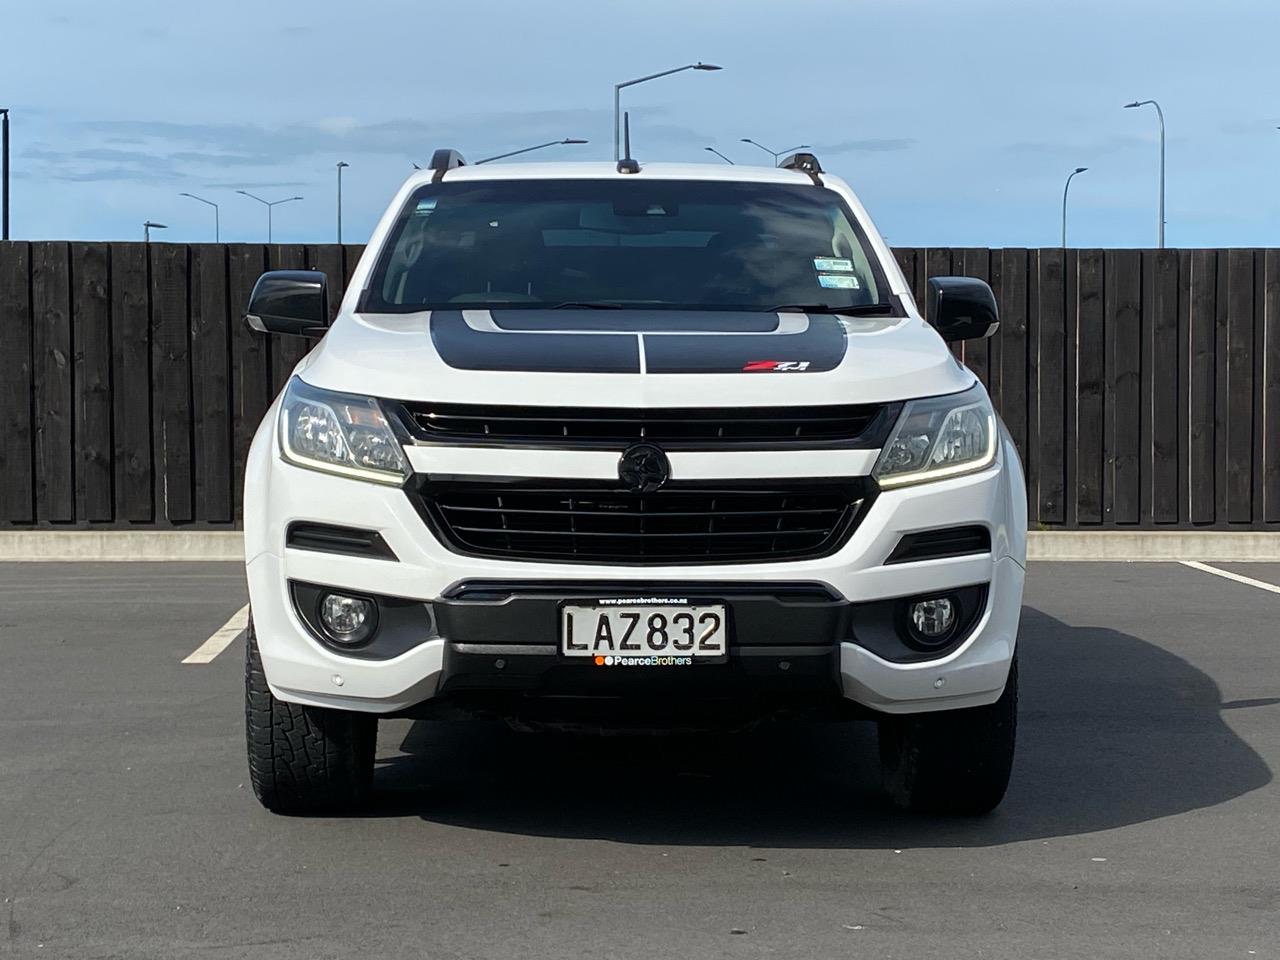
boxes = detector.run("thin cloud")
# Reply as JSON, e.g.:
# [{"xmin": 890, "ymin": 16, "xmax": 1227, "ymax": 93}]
[
  {"xmin": 24, "ymin": 107, "xmax": 697, "ymax": 185},
  {"xmin": 202, "ymin": 180, "xmax": 308, "ymax": 190},
  {"xmin": 821, "ymin": 138, "xmax": 917, "ymax": 154},
  {"xmin": 21, "ymin": 145, "xmax": 182, "ymax": 181},
  {"xmin": 1002, "ymin": 134, "xmax": 1149, "ymax": 158},
  {"xmin": 71, "ymin": 107, "xmax": 631, "ymax": 163}
]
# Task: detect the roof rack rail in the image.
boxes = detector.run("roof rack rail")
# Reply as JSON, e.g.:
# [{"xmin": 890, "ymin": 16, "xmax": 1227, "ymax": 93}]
[
  {"xmin": 779, "ymin": 151, "xmax": 823, "ymax": 185},
  {"xmin": 429, "ymin": 149, "xmax": 467, "ymax": 183}
]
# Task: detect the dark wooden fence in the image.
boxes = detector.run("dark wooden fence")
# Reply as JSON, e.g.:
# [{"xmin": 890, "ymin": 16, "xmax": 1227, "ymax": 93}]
[{"xmin": 1, "ymin": 241, "xmax": 1277, "ymax": 530}]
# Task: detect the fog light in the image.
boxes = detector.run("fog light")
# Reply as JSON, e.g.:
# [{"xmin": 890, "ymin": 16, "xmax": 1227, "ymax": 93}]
[
  {"xmin": 319, "ymin": 593, "xmax": 377, "ymax": 645},
  {"xmin": 907, "ymin": 596, "xmax": 956, "ymax": 645}
]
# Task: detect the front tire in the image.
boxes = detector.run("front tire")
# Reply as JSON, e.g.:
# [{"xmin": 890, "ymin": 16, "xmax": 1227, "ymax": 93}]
[
  {"xmin": 878, "ymin": 657, "xmax": 1017, "ymax": 815},
  {"xmin": 245, "ymin": 618, "xmax": 377, "ymax": 815}
]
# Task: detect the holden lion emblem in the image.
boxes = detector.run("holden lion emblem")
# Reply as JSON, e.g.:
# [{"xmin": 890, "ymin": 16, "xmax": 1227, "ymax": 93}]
[{"xmin": 618, "ymin": 442, "xmax": 671, "ymax": 494}]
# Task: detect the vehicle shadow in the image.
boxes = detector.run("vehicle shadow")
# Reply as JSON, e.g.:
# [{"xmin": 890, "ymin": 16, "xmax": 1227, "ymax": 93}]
[{"xmin": 370, "ymin": 607, "xmax": 1272, "ymax": 847}]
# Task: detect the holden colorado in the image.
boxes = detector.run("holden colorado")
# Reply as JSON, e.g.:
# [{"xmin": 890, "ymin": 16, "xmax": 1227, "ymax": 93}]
[{"xmin": 241, "ymin": 150, "xmax": 1026, "ymax": 816}]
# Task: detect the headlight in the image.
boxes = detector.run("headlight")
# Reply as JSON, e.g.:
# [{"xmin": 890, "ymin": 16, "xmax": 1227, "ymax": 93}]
[
  {"xmin": 872, "ymin": 383, "xmax": 997, "ymax": 488},
  {"xmin": 278, "ymin": 378, "xmax": 409, "ymax": 485}
]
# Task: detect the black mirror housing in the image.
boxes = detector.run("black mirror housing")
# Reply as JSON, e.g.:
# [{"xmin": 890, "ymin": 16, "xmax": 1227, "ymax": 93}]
[
  {"xmin": 245, "ymin": 270, "xmax": 329, "ymax": 337},
  {"xmin": 926, "ymin": 277, "xmax": 999, "ymax": 342}
]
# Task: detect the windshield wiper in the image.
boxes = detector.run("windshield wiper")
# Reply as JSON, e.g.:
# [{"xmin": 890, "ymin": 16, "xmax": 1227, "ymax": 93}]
[
  {"xmin": 769, "ymin": 302, "xmax": 897, "ymax": 316},
  {"xmin": 548, "ymin": 300, "xmax": 626, "ymax": 310}
]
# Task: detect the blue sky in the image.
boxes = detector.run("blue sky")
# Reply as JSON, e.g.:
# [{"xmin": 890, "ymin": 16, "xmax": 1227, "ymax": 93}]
[{"xmin": 4, "ymin": 0, "xmax": 1278, "ymax": 247}]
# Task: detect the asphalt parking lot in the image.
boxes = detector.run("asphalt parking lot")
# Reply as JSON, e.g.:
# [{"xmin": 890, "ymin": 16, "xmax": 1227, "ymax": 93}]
[{"xmin": 2, "ymin": 560, "xmax": 1277, "ymax": 959}]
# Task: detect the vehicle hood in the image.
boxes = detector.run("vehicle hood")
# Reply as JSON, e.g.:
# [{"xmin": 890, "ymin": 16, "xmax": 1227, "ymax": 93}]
[{"xmin": 297, "ymin": 308, "xmax": 975, "ymax": 407}]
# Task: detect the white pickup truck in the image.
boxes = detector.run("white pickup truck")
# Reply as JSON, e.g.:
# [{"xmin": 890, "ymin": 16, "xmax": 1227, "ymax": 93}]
[{"xmin": 241, "ymin": 150, "xmax": 1026, "ymax": 816}]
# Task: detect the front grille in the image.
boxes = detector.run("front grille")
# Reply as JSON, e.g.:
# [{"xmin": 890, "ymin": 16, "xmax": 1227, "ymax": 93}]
[
  {"xmin": 393, "ymin": 402, "xmax": 895, "ymax": 448},
  {"xmin": 411, "ymin": 480, "xmax": 872, "ymax": 565}
]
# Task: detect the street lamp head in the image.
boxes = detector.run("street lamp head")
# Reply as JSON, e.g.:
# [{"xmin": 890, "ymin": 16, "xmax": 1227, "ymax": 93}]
[
  {"xmin": 739, "ymin": 138, "xmax": 752, "ymax": 143},
  {"xmin": 144, "ymin": 221, "xmax": 167, "ymax": 229},
  {"xmin": 693, "ymin": 63, "xmax": 722, "ymax": 71},
  {"xmin": 562, "ymin": 138, "xmax": 589, "ymax": 145},
  {"xmin": 336, "ymin": 161, "xmax": 349, "ymax": 169},
  {"xmin": 1075, "ymin": 166, "xmax": 1088, "ymax": 173}
]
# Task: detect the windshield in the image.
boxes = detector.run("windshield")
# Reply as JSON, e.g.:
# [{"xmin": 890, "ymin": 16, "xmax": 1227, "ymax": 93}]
[{"xmin": 360, "ymin": 179, "xmax": 891, "ymax": 314}]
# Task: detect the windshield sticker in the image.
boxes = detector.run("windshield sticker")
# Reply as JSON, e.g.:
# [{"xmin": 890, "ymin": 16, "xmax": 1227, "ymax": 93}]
[
  {"xmin": 813, "ymin": 257, "xmax": 854, "ymax": 272},
  {"xmin": 818, "ymin": 274, "xmax": 860, "ymax": 289}
]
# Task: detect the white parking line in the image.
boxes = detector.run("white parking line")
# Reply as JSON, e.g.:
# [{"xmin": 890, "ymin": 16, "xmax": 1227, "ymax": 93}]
[
  {"xmin": 182, "ymin": 604, "xmax": 250, "ymax": 664},
  {"xmin": 1181, "ymin": 561, "xmax": 1280, "ymax": 596}
]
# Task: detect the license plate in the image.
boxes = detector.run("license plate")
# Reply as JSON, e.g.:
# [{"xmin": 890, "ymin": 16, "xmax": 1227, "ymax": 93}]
[{"xmin": 560, "ymin": 601, "xmax": 728, "ymax": 662}]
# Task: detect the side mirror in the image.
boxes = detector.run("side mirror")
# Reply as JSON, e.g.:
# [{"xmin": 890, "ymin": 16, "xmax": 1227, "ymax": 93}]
[
  {"xmin": 244, "ymin": 270, "xmax": 329, "ymax": 337},
  {"xmin": 926, "ymin": 277, "xmax": 999, "ymax": 342}
]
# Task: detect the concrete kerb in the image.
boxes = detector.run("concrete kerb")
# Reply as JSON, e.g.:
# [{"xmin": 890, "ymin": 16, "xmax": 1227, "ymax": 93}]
[
  {"xmin": 1, "ymin": 530, "xmax": 1278, "ymax": 562},
  {"xmin": 0, "ymin": 531, "xmax": 245, "ymax": 562}
]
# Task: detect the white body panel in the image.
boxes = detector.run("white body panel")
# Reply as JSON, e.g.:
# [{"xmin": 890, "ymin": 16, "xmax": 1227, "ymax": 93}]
[
  {"xmin": 244, "ymin": 161, "xmax": 1026, "ymax": 718},
  {"xmin": 298, "ymin": 307, "xmax": 973, "ymax": 409}
]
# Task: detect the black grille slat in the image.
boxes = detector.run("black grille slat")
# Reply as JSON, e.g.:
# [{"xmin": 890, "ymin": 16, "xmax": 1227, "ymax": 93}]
[
  {"xmin": 397, "ymin": 403, "xmax": 894, "ymax": 448},
  {"xmin": 448, "ymin": 526, "xmax": 835, "ymax": 538},
  {"xmin": 413, "ymin": 481, "xmax": 869, "ymax": 565},
  {"xmin": 440, "ymin": 504, "xmax": 841, "ymax": 518}
]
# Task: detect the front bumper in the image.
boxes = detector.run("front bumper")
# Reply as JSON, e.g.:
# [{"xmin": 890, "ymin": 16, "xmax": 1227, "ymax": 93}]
[{"xmin": 244, "ymin": 417, "xmax": 1027, "ymax": 718}]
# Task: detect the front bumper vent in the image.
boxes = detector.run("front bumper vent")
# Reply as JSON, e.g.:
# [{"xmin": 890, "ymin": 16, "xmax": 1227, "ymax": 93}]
[
  {"xmin": 884, "ymin": 525, "xmax": 991, "ymax": 565},
  {"xmin": 285, "ymin": 522, "xmax": 398, "ymax": 561}
]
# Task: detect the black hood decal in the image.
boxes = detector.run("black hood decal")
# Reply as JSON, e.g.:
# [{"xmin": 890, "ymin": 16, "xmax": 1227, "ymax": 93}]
[
  {"xmin": 430, "ymin": 311, "xmax": 641, "ymax": 372},
  {"xmin": 429, "ymin": 310, "xmax": 848, "ymax": 374},
  {"xmin": 643, "ymin": 315, "xmax": 846, "ymax": 373}
]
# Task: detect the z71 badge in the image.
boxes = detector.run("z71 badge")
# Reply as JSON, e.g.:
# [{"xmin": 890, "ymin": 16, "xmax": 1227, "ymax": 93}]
[{"xmin": 742, "ymin": 360, "xmax": 812, "ymax": 372}]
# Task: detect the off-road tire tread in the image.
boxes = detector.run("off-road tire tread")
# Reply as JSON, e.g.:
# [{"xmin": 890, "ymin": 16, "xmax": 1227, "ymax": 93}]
[
  {"xmin": 878, "ymin": 657, "xmax": 1018, "ymax": 816},
  {"xmin": 245, "ymin": 619, "xmax": 376, "ymax": 815}
]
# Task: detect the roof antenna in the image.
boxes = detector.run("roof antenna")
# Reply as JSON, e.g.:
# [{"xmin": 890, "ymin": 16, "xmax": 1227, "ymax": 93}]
[{"xmin": 617, "ymin": 111, "xmax": 640, "ymax": 174}]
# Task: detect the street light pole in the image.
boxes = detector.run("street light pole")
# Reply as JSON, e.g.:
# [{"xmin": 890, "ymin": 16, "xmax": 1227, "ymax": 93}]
[
  {"xmin": 613, "ymin": 63, "xmax": 722, "ymax": 160},
  {"xmin": 1, "ymin": 108, "xmax": 9, "ymax": 240},
  {"xmin": 236, "ymin": 191, "xmax": 303, "ymax": 243},
  {"xmin": 704, "ymin": 146, "xmax": 734, "ymax": 164},
  {"xmin": 1124, "ymin": 99, "xmax": 1165, "ymax": 247},
  {"xmin": 1061, "ymin": 167, "xmax": 1088, "ymax": 248},
  {"xmin": 739, "ymin": 138, "xmax": 810, "ymax": 166},
  {"xmin": 143, "ymin": 221, "xmax": 167, "ymax": 243},
  {"xmin": 475, "ymin": 138, "xmax": 589, "ymax": 164},
  {"xmin": 178, "ymin": 192, "xmax": 220, "ymax": 242},
  {"xmin": 336, "ymin": 162, "xmax": 348, "ymax": 244}
]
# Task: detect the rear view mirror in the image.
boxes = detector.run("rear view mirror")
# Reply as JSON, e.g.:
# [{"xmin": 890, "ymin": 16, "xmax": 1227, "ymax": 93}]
[
  {"xmin": 926, "ymin": 277, "xmax": 999, "ymax": 342},
  {"xmin": 245, "ymin": 270, "xmax": 329, "ymax": 338}
]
